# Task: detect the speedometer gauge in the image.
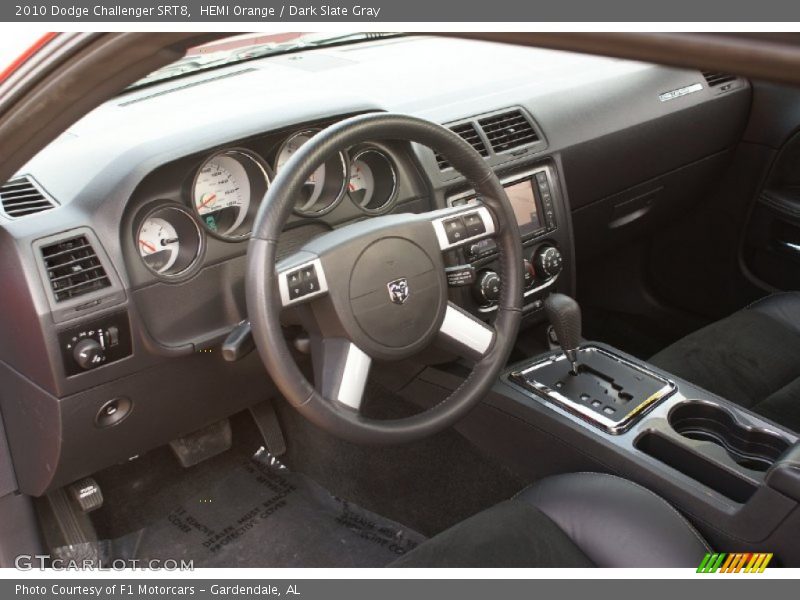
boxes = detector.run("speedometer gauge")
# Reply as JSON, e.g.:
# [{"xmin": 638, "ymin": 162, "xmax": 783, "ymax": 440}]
[
  {"xmin": 275, "ymin": 130, "xmax": 348, "ymax": 216},
  {"xmin": 192, "ymin": 150, "xmax": 270, "ymax": 241}
]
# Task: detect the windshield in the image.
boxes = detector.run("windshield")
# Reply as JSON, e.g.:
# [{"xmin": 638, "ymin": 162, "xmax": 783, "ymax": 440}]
[{"xmin": 130, "ymin": 32, "xmax": 403, "ymax": 89}]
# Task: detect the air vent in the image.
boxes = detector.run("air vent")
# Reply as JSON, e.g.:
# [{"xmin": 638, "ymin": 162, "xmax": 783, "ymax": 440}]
[
  {"xmin": 0, "ymin": 177, "xmax": 56, "ymax": 218},
  {"xmin": 436, "ymin": 122, "xmax": 488, "ymax": 170},
  {"xmin": 41, "ymin": 235, "xmax": 111, "ymax": 302},
  {"xmin": 478, "ymin": 110, "xmax": 539, "ymax": 153},
  {"xmin": 702, "ymin": 71, "xmax": 738, "ymax": 87}
]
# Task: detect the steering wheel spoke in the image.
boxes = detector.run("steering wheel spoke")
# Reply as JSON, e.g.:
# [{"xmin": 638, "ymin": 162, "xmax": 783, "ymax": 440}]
[
  {"xmin": 311, "ymin": 336, "xmax": 372, "ymax": 411},
  {"xmin": 277, "ymin": 256, "xmax": 329, "ymax": 308},
  {"xmin": 429, "ymin": 204, "xmax": 496, "ymax": 251},
  {"xmin": 437, "ymin": 302, "xmax": 496, "ymax": 361}
]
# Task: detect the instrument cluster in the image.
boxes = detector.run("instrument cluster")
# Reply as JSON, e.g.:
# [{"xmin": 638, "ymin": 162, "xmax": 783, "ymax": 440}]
[{"xmin": 134, "ymin": 128, "xmax": 399, "ymax": 280}]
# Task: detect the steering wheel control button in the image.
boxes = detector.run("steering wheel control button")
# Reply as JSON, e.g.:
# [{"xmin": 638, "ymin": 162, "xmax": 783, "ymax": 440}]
[
  {"xmin": 443, "ymin": 217, "xmax": 467, "ymax": 244},
  {"xmin": 300, "ymin": 266, "xmax": 320, "ymax": 294},
  {"xmin": 287, "ymin": 270, "xmax": 304, "ymax": 299},
  {"xmin": 463, "ymin": 212, "xmax": 486, "ymax": 237},
  {"xmin": 279, "ymin": 259, "xmax": 329, "ymax": 306},
  {"xmin": 433, "ymin": 206, "xmax": 496, "ymax": 250}
]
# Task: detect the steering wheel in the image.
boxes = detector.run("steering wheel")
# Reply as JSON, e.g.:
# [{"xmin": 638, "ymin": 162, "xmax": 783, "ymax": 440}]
[{"xmin": 246, "ymin": 113, "xmax": 523, "ymax": 444}]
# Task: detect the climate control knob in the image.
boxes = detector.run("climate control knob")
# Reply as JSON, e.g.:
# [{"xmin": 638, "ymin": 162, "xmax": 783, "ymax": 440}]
[
  {"xmin": 73, "ymin": 339, "xmax": 106, "ymax": 370},
  {"xmin": 473, "ymin": 270, "xmax": 501, "ymax": 305},
  {"xmin": 534, "ymin": 245, "xmax": 564, "ymax": 279}
]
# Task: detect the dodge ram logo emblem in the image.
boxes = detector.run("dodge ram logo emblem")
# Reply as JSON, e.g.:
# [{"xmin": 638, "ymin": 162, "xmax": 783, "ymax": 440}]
[{"xmin": 387, "ymin": 278, "xmax": 410, "ymax": 305}]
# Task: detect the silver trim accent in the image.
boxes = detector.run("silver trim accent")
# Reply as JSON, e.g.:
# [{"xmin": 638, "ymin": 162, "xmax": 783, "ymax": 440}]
[
  {"xmin": 191, "ymin": 148, "xmax": 271, "ymax": 241},
  {"xmin": 779, "ymin": 240, "xmax": 800, "ymax": 254},
  {"xmin": 336, "ymin": 344, "xmax": 371, "ymax": 410},
  {"xmin": 440, "ymin": 304, "xmax": 494, "ymax": 356},
  {"xmin": 275, "ymin": 128, "xmax": 348, "ymax": 217},
  {"xmin": 432, "ymin": 205, "xmax": 495, "ymax": 251},
  {"xmin": 478, "ymin": 272, "xmax": 560, "ymax": 313},
  {"xmin": 349, "ymin": 148, "xmax": 398, "ymax": 214},
  {"xmin": 507, "ymin": 345, "xmax": 676, "ymax": 435},
  {"xmin": 277, "ymin": 258, "xmax": 329, "ymax": 307},
  {"xmin": 659, "ymin": 82, "xmax": 703, "ymax": 102}
]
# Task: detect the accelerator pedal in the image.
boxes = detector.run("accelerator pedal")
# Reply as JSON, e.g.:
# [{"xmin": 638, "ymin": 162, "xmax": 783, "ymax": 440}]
[{"xmin": 249, "ymin": 399, "xmax": 287, "ymax": 457}]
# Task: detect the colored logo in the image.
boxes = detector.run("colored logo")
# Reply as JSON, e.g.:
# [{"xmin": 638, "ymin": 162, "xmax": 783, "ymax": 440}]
[{"xmin": 697, "ymin": 552, "xmax": 773, "ymax": 573}]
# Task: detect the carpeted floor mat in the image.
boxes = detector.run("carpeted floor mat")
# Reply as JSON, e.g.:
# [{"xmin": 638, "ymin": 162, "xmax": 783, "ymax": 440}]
[{"xmin": 81, "ymin": 450, "xmax": 425, "ymax": 568}]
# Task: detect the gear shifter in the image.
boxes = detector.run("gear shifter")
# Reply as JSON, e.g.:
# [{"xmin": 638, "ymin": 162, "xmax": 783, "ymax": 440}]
[{"xmin": 544, "ymin": 293, "xmax": 582, "ymax": 375}]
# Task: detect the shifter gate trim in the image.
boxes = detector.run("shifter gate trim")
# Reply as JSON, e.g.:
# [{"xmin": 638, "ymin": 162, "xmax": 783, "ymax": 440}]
[{"xmin": 508, "ymin": 345, "xmax": 677, "ymax": 435}]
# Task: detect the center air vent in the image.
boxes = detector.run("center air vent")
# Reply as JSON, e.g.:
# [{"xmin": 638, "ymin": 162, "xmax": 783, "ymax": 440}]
[
  {"xmin": 478, "ymin": 110, "xmax": 539, "ymax": 153},
  {"xmin": 702, "ymin": 71, "xmax": 738, "ymax": 87},
  {"xmin": 0, "ymin": 177, "xmax": 56, "ymax": 218},
  {"xmin": 436, "ymin": 122, "xmax": 488, "ymax": 170},
  {"xmin": 41, "ymin": 235, "xmax": 111, "ymax": 302}
]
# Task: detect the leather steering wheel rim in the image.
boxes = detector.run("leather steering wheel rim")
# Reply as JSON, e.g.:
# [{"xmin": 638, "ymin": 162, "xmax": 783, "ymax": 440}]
[{"xmin": 246, "ymin": 113, "xmax": 523, "ymax": 444}]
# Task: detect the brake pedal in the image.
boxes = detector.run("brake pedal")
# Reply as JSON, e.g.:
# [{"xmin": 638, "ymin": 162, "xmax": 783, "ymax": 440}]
[{"xmin": 169, "ymin": 418, "xmax": 232, "ymax": 468}]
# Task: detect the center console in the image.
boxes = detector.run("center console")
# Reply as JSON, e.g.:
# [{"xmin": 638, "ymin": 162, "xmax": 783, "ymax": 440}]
[{"xmin": 495, "ymin": 295, "xmax": 800, "ymax": 562}]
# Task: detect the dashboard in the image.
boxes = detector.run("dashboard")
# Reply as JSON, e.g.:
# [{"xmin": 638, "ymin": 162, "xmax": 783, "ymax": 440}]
[{"xmin": 0, "ymin": 35, "xmax": 751, "ymax": 496}]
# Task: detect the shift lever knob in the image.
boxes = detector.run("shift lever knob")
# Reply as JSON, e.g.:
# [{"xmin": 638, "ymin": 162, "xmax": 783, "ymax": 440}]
[{"xmin": 544, "ymin": 293, "xmax": 582, "ymax": 374}]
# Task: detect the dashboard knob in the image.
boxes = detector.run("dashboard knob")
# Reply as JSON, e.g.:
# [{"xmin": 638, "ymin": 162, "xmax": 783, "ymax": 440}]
[
  {"xmin": 534, "ymin": 245, "xmax": 564, "ymax": 279},
  {"xmin": 73, "ymin": 339, "xmax": 106, "ymax": 370},
  {"xmin": 473, "ymin": 270, "xmax": 501, "ymax": 305}
]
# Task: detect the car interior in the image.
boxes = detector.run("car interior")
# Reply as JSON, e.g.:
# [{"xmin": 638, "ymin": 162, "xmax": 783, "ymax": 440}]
[{"xmin": 0, "ymin": 32, "xmax": 799, "ymax": 568}]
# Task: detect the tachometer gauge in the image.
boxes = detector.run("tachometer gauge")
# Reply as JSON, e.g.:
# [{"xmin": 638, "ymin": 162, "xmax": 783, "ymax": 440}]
[
  {"xmin": 192, "ymin": 150, "xmax": 270, "ymax": 240},
  {"xmin": 138, "ymin": 216, "xmax": 180, "ymax": 273},
  {"xmin": 136, "ymin": 205, "xmax": 203, "ymax": 279},
  {"xmin": 275, "ymin": 130, "xmax": 348, "ymax": 216},
  {"xmin": 348, "ymin": 149, "xmax": 397, "ymax": 214}
]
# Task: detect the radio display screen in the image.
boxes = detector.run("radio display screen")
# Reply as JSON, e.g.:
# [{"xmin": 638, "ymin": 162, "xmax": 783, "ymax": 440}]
[{"xmin": 505, "ymin": 178, "xmax": 542, "ymax": 236}]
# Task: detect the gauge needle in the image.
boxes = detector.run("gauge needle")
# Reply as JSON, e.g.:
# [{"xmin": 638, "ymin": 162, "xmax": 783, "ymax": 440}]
[
  {"xmin": 139, "ymin": 239, "xmax": 156, "ymax": 253},
  {"xmin": 162, "ymin": 237, "xmax": 179, "ymax": 246},
  {"xmin": 197, "ymin": 193, "xmax": 217, "ymax": 209}
]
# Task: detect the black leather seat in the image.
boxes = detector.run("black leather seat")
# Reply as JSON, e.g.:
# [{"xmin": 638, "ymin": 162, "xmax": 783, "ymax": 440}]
[
  {"xmin": 650, "ymin": 292, "xmax": 800, "ymax": 432},
  {"xmin": 392, "ymin": 473, "xmax": 711, "ymax": 567}
]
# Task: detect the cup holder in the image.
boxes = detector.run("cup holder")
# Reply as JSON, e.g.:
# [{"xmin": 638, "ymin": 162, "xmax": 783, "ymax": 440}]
[{"xmin": 669, "ymin": 402, "xmax": 790, "ymax": 472}]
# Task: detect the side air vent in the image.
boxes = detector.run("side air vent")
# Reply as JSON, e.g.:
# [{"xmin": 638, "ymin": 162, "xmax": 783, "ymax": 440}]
[
  {"xmin": 436, "ymin": 122, "xmax": 488, "ymax": 170},
  {"xmin": 702, "ymin": 71, "xmax": 738, "ymax": 87},
  {"xmin": 0, "ymin": 177, "xmax": 56, "ymax": 218},
  {"xmin": 478, "ymin": 110, "xmax": 539, "ymax": 153},
  {"xmin": 41, "ymin": 235, "xmax": 111, "ymax": 302}
]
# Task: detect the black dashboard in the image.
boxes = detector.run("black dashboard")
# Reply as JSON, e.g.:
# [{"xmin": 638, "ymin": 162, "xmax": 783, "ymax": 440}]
[{"xmin": 0, "ymin": 35, "xmax": 751, "ymax": 496}]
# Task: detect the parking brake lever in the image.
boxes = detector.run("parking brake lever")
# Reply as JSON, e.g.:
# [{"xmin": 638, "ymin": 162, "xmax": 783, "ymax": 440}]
[
  {"xmin": 222, "ymin": 320, "xmax": 255, "ymax": 362},
  {"xmin": 544, "ymin": 293, "xmax": 582, "ymax": 375}
]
